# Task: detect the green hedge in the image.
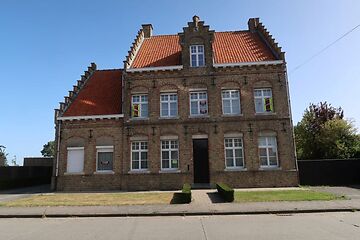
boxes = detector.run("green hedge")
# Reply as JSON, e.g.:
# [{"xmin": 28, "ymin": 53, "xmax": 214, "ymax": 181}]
[
  {"xmin": 171, "ymin": 183, "xmax": 192, "ymax": 204},
  {"xmin": 216, "ymin": 183, "xmax": 234, "ymax": 202}
]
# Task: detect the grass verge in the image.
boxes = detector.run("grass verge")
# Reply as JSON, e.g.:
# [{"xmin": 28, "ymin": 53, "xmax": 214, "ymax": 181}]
[
  {"xmin": 0, "ymin": 192, "xmax": 174, "ymax": 207},
  {"xmin": 234, "ymin": 189, "xmax": 346, "ymax": 203}
]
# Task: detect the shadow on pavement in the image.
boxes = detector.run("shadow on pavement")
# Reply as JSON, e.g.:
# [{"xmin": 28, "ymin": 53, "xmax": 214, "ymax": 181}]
[
  {"xmin": 0, "ymin": 184, "xmax": 51, "ymax": 195},
  {"xmin": 207, "ymin": 192, "xmax": 226, "ymax": 203}
]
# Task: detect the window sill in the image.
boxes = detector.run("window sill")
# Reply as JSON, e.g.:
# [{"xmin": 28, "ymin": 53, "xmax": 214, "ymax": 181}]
[
  {"xmin": 159, "ymin": 116, "xmax": 180, "ymax": 120},
  {"xmin": 128, "ymin": 170, "xmax": 150, "ymax": 174},
  {"xmin": 64, "ymin": 172, "xmax": 85, "ymax": 175},
  {"xmin": 224, "ymin": 167, "xmax": 247, "ymax": 172},
  {"xmin": 159, "ymin": 169, "xmax": 181, "ymax": 173},
  {"xmin": 94, "ymin": 171, "xmax": 115, "ymax": 175},
  {"xmin": 188, "ymin": 115, "xmax": 209, "ymax": 119},
  {"xmin": 221, "ymin": 114, "xmax": 243, "ymax": 117},
  {"xmin": 255, "ymin": 112, "xmax": 276, "ymax": 116},
  {"xmin": 259, "ymin": 166, "xmax": 282, "ymax": 171}
]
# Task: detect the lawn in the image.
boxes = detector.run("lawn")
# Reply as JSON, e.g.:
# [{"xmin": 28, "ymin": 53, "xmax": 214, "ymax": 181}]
[
  {"xmin": 234, "ymin": 189, "xmax": 345, "ymax": 202},
  {"xmin": 0, "ymin": 192, "xmax": 174, "ymax": 207}
]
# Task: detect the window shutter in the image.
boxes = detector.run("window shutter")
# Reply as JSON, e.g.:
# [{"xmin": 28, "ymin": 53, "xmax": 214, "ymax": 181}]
[{"xmin": 67, "ymin": 148, "xmax": 84, "ymax": 173}]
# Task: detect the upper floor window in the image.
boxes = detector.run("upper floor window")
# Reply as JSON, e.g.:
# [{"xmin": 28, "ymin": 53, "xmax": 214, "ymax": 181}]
[
  {"xmin": 190, "ymin": 45, "xmax": 205, "ymax": 67},
  {"xmin": 254, "ymin": 89, "xmax": 273, "ymax": 113},
  {"xmin": 190, "ymin": 91, "xmax": 208, "ymax": 116},
  {"xmin": 258, "ymin": 135, "xmax": 278, "ymax": 168},
  {"xmin": 160, "ymin": 93, "xmax": 178, "ymax": 118},
  {"xmin": 132, "ymin": 94, "xmax": 148, "ymax": 118},
  {"xmin": 222, "ymin": 90, "xmax": 241, "ymax": 115}
]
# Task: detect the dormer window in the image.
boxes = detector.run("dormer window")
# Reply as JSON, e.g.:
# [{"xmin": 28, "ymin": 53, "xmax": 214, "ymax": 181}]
[{"xmin": 190, "ymin": 45, "xmax": 205, "ymax": 67}]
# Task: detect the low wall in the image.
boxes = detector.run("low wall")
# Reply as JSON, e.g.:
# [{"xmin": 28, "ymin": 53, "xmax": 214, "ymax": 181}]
[
  {"xmin": 0, "ymin": 166, "xmax": 52, "ymax": 190},
  {"xmin": 298, "ymin": 159, "xmax": 360, "ymax": 186}
]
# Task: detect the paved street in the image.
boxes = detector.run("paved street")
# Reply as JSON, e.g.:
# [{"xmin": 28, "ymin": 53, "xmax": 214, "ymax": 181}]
[{"xmin": 0, "ymin": 212, "xmax": 359, "ymax": 240}]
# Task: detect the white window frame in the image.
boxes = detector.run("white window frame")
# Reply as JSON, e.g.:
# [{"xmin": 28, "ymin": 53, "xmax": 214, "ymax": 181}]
[
  {"xmin": 258, "ymin": 136, "xmax": 279, "ymax": 168},
  {"xmin": 131, "ymin": 94, "xmax": 148, "ymax": 118},
  {"xmin": 190, "ymin": 45, "xmax": 205, "ymax": 67},
  {"xmin": 131, "ymin": 141, "xmax": 148, "ymax": 171},
  {"xmin": 224, "ymin": 137, "xmax": 244, "ymax": 169},
  {"xmin": 96, "ymin": 146, "xmax": 114, "ymax": 172},
  {"xmin": 254, "ymin": 88, "xmax": 274, "ymax": 113},
  {"xmin": 222, "ymin": 90, "xmax": 241, "ymax": 115},
  {"xmin": 161, "ymin": 140, "xmax": 179, "ymax": 171},
  {"xmin": 160, "ymin": 93, "xmax": 178, "ymax": 118},
  {"xmin": 189, "ymin": 91, "xmax": 208, "ymax": 116},
  {"xmin": 66, "ymin": 147, "xmax": 84, "ymax": 174}
]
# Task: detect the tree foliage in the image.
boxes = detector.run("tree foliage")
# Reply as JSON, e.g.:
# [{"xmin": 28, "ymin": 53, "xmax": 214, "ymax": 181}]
[
  {"xmin": 0, "ymin": 145, "xmax": 8, "ymax": 166},
  {"xmin": 295, "ymin": 102, "xmax": 360, "ymax": 160},
  {"xmin": 41, "ymin": 141, "xmax": 55, "ymax": 157}
]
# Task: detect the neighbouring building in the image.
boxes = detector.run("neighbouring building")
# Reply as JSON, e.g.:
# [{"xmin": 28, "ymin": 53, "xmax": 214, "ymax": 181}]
[
  {"xmin": 23, "ymin": 157, "xmax": 54, "ymax": 167},
  {"xmin": 54, "ymin": 16, "xmax": 298, "ymax": 191}
]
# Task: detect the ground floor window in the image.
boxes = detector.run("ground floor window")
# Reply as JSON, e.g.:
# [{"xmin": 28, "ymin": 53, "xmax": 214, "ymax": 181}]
[
  {"xmin": 66, "ymin": 147, "xmax": 84, "ymax": 173},
  {"xmin": 224, "ymin": 137, "xmax": 244, "ymax": 168},
  {"xmin": 131, "ymin": 141, "xmax": 148, "ymax": 170},
  {"xmin": 161, "ymin": 140, "xmax": 179, "ymax": 170},
  {"xmin": 96, "ymin": 146, "xmax": 113, "ymax": 172},
  {"xmin": 258, "ymin": 136, "xmax": 278, "ymax": 167}
]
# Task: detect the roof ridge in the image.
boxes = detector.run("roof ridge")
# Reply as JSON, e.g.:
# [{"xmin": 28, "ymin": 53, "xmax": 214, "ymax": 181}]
[
  {"xmin": 55, "ymin": 63, "xmax": 97, "ymax": 118},
  {"xmin": 97, "ymin": 68, "xmax": 123, "ymax": 72}
]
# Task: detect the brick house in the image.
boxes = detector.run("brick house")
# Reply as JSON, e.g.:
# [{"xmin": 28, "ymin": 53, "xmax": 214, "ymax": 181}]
[{"xmin": 54, "ymin": 16, "xmax": 298, "ymax": 191}]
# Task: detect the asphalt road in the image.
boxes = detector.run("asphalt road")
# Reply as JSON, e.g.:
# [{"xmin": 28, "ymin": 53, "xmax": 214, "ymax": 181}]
[{"xmin": 0, "ymin": 212, "xmax": 359, "ymax": 240}]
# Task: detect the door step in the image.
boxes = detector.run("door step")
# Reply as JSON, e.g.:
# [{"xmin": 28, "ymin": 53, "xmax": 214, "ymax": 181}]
[{"xmin": 191, "ymin": 183, "xmax": 215, "ymax": 189}]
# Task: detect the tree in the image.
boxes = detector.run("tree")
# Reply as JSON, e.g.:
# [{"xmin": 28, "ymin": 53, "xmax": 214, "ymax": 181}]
[
  {"xmin": 41, "ymin": 141, "xmax": 55, "ymax": 157},
  {"xmin": 0, "ymin": 145, "xmax": 8, "ymax": 166},
  {"xmin": 295, "ymin": 102, "xmax": 360, "ymax": 159}
]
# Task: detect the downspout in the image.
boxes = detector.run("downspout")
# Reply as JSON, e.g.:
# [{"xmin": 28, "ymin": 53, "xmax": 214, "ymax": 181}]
[{"xmin": 51, "ymin": 118, "xmax": 61, "ymax": 191}]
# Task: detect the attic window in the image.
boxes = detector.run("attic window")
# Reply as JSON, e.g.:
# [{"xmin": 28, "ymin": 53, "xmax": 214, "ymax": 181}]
[{"xmin": 190, "ymin": 45, "xmax": 205, "ymax": 67}]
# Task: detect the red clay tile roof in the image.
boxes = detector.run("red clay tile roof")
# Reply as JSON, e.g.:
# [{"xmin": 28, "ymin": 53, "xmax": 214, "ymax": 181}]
[
  {"xmin": 62, "ymin": 69, "xmax": 122, "ymax": 117},
  {"xmin": 131, "ymin": 35, "xmax": 181, "ymax": 68},
  {"xmin": 213, "ymin": 31, "xmax": 276, "ymax": 63},
  {"xmin": 130, "ymin": 31, "xmax": 276, "ymax": 68}
]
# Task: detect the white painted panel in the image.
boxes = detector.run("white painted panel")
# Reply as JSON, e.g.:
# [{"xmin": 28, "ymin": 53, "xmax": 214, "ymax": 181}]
[{"xmin": 67, "ymin": 148, "xmax": 84, "ymax": 173}]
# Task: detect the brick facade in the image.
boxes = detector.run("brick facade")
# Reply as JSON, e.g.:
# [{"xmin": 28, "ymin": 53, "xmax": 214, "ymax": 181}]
[{"xmin": 55, "ymin": 17, "xmax": 298, "ymax": 191}]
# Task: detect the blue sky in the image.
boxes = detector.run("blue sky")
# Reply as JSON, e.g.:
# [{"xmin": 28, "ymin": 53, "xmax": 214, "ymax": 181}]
[{"xmin": 0, "ymin": 0, "xmax": 359, "ymax": 165}]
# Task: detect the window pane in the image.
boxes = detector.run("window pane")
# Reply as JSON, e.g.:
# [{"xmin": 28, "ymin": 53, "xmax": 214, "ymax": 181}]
[
  {"xmin": 235, "ymin": 149, "xmax": 243, "ymax": 158},
  {"xmin": 259, "ymin": 148, "xmax": 267, "ymax": 157},
  {"xmin": 141, "ymin": 160, "xmax": 148, "ymax": 169},
  {"xmin": 141, "ymin": 152, "xmax": 147, "ymax": 161},
  {"xmin": 232, "ymin": 99, "xmax": 240, "ymax": 114},
  {"xmin": 98, "ymin": 152, "xmax": 113, "ymax": 171},
  {"xmin": 171, "ymin": 150, "xmax": 178, "ymax": 160},
  {"xmin": 254, "ymin": 90, "xmax": 262, "ymax": 97},
  {"xmin": 234, "ymin": 138, "xmax": 242, "ymax": 147},
  {"xmin": 141, "ymin": 103, "xmax": 148, "ymax": 117},
  {"xmin": 255, "ymin": 98, "xmax": 264, "ymax": 113},
  {"xmin": 258, "ymin": 137, "xmax": 266, "ymax": 146},
  {"xmin": 132, "ymin": 160, "xmax": 139, "ymax": 169},
  {"xmin": 170, "ymin": 102, "xmax": 177, "ymax": 116},
  {"xmin": 198, "ymin": 45, "xmax": 204, "ymax": 52},
  {"xmin": 226, "ymin": 157, "xmax": 234, "ymax": 167},
  {"xmin": 162, "ymin": 159, "xmax": 169, "ymax": 169},
  {"xmin": 235, "ymin": 157, "xmax": 243, "ymax": 167},
  {"xmin": 226, "ymin": 149, "xmax": 233, "ymax": 159},
  {"xmin": 191, "ymin": 55, "xmax": 197, "ymax": 67},
  {"xmin": 161, "ymin": 94, "xmax": 168, "ymax": 101},
  {"xmin": 225, "ymin": 139, "xmax": 233, "ymax": 148},
  {"xmin": 171, "ymin": 159, "xmax": 178, "ymax": 169},
  {"xmin": 132, "ymin": 152, "xmax": 139, "ymax": 161},
  {"xmin": 260, "ymin": 156, "xmax": 268, "ymax": 166},
  {"xmin": 191, "ymin": 102, "xmax": 198, "ymax": 115},
  {"xmin": 162, "ymin": 151, "xmax": 169, "ymax": 160},
  {"xmin": 223, "ymin": 100, "xmax": 231, "ymax": 114},
  {"xmin": 269, "ymin": 156, "xmax": 278, "ymax": 166},
  {"xmin": 198, "ymin": 54, "xmax": 204, "ymax": 66},
  {"xmin": 161, "ymin": 103, "xmax": 168, "ymax": 116}
]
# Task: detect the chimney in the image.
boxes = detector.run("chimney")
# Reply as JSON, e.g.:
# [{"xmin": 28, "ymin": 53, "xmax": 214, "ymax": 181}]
[
  {"xmin": 248, "ymin": 18, "xmax": 259, "ymax": 32},
  {"xmin": 142, "ymin": 24, "xmax": 153, "ymax": 38}
]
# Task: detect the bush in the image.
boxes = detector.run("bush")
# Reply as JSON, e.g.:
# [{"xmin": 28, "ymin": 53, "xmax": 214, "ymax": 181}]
[
  {"xmin": 171, "ymin": 183, "xmax": 192, "ymax": 204},
  {"xmin": 216, "ymin": 183, "xmax": 234, "ymax": 202}
]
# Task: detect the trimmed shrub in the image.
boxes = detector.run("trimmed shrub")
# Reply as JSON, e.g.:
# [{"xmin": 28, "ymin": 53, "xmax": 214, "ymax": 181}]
[
  {"xmin": 216, "ymin": 183, "xmax": 234, "ymax": 202},
  {"xmin": 171, "ymin": 183, "xmax": 192, "ymax": 204}
]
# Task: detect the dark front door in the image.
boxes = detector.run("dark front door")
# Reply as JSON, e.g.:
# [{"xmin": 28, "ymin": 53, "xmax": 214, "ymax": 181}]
[{"xmin": 193, "ymin": 139, "xmax": 210, "ymax": 183}]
